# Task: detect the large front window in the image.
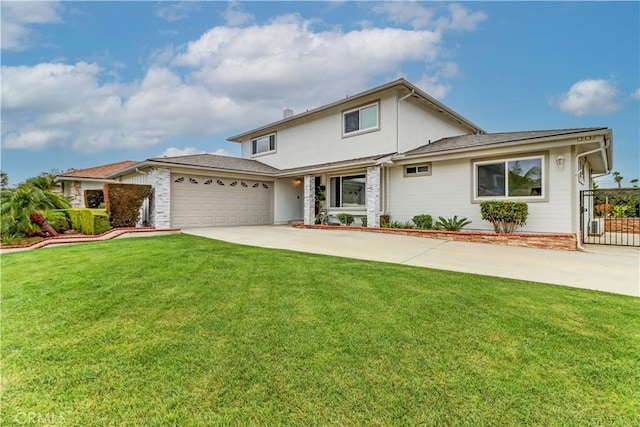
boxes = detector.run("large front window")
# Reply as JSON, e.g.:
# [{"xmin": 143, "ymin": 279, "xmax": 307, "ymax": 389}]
[
  {"xmin": 330, "ymin": 174, "xmax": 366, "ymax": 207},
  {"xmin": 343, "ymin": 103, "xmax": 379, "ymax": 136},
  {"xmin": 475, "ymin": 156, "xmax": 544, "ymax": 199},
  {"xmin": 251, "ymin": 133, "xmax": 276, "ymax": 156}
]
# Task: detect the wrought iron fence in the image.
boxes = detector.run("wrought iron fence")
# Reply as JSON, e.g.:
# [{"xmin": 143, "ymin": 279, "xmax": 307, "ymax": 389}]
[{"xmin": 580, "ymin": 188, "xmax": 640, "ymax": 247}]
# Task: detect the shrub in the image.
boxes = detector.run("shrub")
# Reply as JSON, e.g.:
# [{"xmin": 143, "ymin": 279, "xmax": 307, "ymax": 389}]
[
  {"xmin": 360, "ymin": 216, "xmax": 367, "ymax": 227},
  {"xmin": 65, "ymin": 209, "xmax": 112, "ymax": 235},
  {"xmin": 435, "ymin": 216, "xmax": 471, "ymax": 231},
  {"xmin": 386, "ymin": 221, "xmax": 415, "ymax": 229},
  {"xmin": 612, "ymin": 205, "xmax": 631, "ymax": 218},
  {"xmin": 43, "ymin": 210, "xmax": 71, "ymax": 233},
  {"xmin": 104, "ymin": 183, "xmax": 152, "ymax": 228},
  {"xmin": 315, "ymin": 211, "xmax": 328, "ymax": 225},
  {"xmin": 480, "ymin": 201, "xmax": 528, "ymax": 233},
  {"xmin": 336, "ymin": 213, "xmax": 354, "ymax": 226},
  {"xmin": 380, "ymin": 214, "xmax": 390, "ymax": 227},
  {"xmin": 412, "ymin": 214, "xmax": 433, "ymax": 230}
]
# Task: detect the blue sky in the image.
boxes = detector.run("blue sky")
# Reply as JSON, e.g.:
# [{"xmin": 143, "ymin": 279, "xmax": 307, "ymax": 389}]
[{"xmin": 1, "ymin": 1, "xmax": 638, "ymax": 188}]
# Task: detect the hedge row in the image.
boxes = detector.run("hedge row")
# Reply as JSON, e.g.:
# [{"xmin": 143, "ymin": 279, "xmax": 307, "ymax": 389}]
[
  {"xmin": 64, "ymin": 208, "xmax": 112, "ymax": 235},
  {"xmin": 104, "ymin": 183, "xmax": 152, "ymax": 228}
]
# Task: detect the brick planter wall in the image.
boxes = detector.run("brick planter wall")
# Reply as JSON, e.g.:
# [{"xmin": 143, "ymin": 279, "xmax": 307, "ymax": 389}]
[
  {"xmin": 292, "ymin": 223, "xmax": 577, "ymax": 251},
  {"xmin": 604, "ymin": 218, "xmax": 640, "ymax": 233}
]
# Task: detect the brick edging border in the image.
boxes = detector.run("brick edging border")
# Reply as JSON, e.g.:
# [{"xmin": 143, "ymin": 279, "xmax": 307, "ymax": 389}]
[
  {"xmin": 1, "ymin": 227, "xmax": 181, "ymax": 251},
  {"xmin": 292, "ymin": 223, "xmax": 577, "ymax": 251}
]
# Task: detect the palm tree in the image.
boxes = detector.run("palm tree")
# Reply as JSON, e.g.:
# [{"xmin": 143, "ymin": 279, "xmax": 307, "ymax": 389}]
[
  {"xmin": 612, "ymin": 171, "xmax": 623, "ymax": 188},
  {"xmin": 1, "ymin": 184, "xmax": 70, "ymax": 237}
]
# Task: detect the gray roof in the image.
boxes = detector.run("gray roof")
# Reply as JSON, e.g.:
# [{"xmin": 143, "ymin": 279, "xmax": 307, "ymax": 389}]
[
  {"xmin": 227, "ymin": 78, "xmax": 485, "ymax": 142},
  {"xmin": 148, "ymin": 154, "xmax": 280, "ymax": 175},
  {"xmin": 402, "ymin": 128, "xmax": 608, "ymax": 156},
  {"xmin": 278, "ymin": 153, "xmax": 396, "ymax": 175}
]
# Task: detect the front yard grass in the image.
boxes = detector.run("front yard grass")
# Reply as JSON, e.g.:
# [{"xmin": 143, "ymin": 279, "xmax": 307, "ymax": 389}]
[{"xmin": 1, "ymin": 234, "xmax": 639, "ymax": 425}]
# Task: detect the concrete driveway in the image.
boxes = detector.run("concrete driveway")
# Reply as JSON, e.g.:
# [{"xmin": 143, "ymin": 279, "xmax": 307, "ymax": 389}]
[{"xmin": 183, "ymin": 226, "xmax": 640, "ymax": 297}]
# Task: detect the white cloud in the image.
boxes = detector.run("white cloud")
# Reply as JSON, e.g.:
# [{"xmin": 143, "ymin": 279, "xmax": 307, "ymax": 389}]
[
  {"xmin": 372, "ymin": 2, "xmax": 435, "ymax": 30},
  {"xmin": 556, "ymin": 79, "xmax": 621, "ymax": 116},
  {"xmin": 1, "ymin": 1, "xmax": 63, "ymax": 51},
  {"xmin": 372, "ymin": 2, "xmax": 486, "ymax": 31},
  {"xmin": 223, "ymin": 2, "xmax": 254, "ymax": 27},
  {"xmin": 3, "ymin": 130, "xmax": 70, "ymax": 150},
  {"xmin": 172, "ymin": 15, "xmax": 441, "ymax": 105},
  {"xmin": 631, "ymin": 88, "xmax": 640, "ymax": 100},
  {"xmin": 2, "ymin": 12, "xmax": 479, "ymax": 153},
  {"xmin": 415, "ymin": 75, "xmax": 451, "ymax": 100},
  {"xmin": 156, "ymin": 2, "xmax": 200, "ymax": 22},
  {"xmin": 442, "ymin": 4, "xmax": 487, "ymax": 31},
  {"xmin": 160, "ymin": 147, "xmax": 235, "ymax": 157}
]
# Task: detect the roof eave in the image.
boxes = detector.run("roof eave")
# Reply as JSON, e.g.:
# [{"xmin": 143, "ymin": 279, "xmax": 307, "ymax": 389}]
[
  {"xmin": 123, "ymin": 159, "xmax": 279, "ymax": 178},
  {"xmin": 227, "ymin": 78, "xmax": 484, "ymax": 142},
  {"xmin": 54, "ymin": 176, "xmax": 120, "ymax": 183},
  {"xmin": 399, "ymin": 128, "xmax": 610, "ymax": 159}
]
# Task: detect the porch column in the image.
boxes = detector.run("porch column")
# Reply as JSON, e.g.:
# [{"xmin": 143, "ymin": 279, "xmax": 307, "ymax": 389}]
[
  {"xmin": 148, "ymin": 167, "xmax": 171, "ymax": 228},
  {"xmin": 303, "ymin": 175, "xmax": 315, "ymax": 225},
  {"xmin": 366, "ymin": 166, "xmax": 381, "ymax": 228}
]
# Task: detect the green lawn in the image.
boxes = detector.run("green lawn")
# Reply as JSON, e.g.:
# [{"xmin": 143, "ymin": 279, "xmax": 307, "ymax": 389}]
[{"xmin": 2, "ymin": 234, "xmax": 639, "ymax": 425}]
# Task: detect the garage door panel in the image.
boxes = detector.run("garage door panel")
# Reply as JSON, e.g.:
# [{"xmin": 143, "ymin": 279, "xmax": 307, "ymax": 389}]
[{"xmin": 170, "ymin": 174, "xmax": 274, "ymax": 228}]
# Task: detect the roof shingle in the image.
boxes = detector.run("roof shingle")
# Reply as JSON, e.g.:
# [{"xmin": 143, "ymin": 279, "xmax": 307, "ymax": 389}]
[
  {"xmin": 57, "ymin": 160, "xmax": 139, "ymax": 179},
  {"xmin": 148, "ymin": 154, "xmax": 280, "ymax": 175},
  {"xmin": 402, "ymin": 128, "xmax": 607, "ymax": 156}
]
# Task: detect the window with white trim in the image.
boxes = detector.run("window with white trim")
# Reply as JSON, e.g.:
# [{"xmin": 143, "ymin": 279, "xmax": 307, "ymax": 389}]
[
  {"xmin": 329, "ymin": 174, "xmax": 366, "ymax": 208},
  {"xmin": 474, "ymin": 156, "xmax": 544, "ymax": 199},
  {"xmin": 251, "ymin": 133, "xmax": 276, "ymax": 156},
  {"xmin": 343, "ymin": 103, "xmax": 379, "ymax": 136},
  {"xmin": 404, "ymin": 163, "xmax": 431, "ymax": 177}
]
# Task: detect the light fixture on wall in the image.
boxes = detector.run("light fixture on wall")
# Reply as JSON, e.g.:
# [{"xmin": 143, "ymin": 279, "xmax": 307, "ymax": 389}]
[
  {"xmin": 555, "ymin": 155, "xmax": 565, "ymax": 169},
  {"xmin": 293, "ymin": 178, "xmax": 303, "ymax": 187}
]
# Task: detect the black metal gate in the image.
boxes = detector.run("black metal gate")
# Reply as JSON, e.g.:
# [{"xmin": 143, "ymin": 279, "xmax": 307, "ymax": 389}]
[{"xmin": 580, "ymin": 188, "xmax": 640, "ymax": 247}]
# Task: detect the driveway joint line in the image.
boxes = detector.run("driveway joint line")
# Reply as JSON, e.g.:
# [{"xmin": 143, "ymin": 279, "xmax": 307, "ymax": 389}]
[{"xmin": 399, "ymin": 239, "xmax": 451, "ymax": 265}]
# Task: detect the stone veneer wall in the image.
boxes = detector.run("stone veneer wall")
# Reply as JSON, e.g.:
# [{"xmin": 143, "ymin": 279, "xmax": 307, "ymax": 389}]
[
  {"xmin": 293, "ymin": 224, "xmax": 577, "ymax": 251},
  {"xmin": 303, "ymin": 175, "xmax": 315, "ymax": 225},
  {"xmin": 366, "ymin": 166, "xmax": 381, "ymax": 228},
  {"xmin": 148, "ymin": 168, "xmax": 171, "ymax": 228}
]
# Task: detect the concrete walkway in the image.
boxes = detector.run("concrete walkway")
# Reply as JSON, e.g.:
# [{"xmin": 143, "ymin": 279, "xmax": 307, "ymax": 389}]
[{"xmin": 184, "ymin": 226, "xmax": 640, "ymax": 297}]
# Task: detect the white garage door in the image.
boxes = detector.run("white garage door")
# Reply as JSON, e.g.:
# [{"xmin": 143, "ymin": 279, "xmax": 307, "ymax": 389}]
[{"xmin": 170, "ymin": 174, "xmax": 273, "ymax": 228}]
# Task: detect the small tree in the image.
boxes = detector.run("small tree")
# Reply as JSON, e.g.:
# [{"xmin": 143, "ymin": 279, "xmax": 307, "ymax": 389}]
[
  {"xmin": 1, "ymin": 185, "xmax": 70, "ymax": 237},
  {"xmin": 613, "ymin": 171, "xmax": 623, "ymax": 188},
  {"xmin": 0, "ymin": 171, "xmax": 8, "ymax": 189},
  {"xmin": 480, "ymin": 201, "xmax": 528, "ymax": 233},
  {"xmin": 630, "ymin": 178, "xmax": 638, "ymax": 188}
]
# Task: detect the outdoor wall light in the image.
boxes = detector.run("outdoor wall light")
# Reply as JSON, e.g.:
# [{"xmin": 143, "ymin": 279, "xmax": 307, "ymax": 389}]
[{"xmin": 556, "ymin": 155, "xmax": 565, "ymax": 169}]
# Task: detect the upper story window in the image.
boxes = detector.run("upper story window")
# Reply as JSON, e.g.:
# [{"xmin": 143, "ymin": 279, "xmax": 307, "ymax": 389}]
[
  {"xmin": 474, "ymin": 155, "xmax": 544, "ymax": 200},
  {"xmin": 343, "ymin": 102, "xmax": 379, "ymax": 137},
  {"xmin": 252, "ymin": 133, "xmax": 276, "ymax": 156},
  {"xmin": 404, "ymin": 163, "xmax": 432, "ymax": 177}
]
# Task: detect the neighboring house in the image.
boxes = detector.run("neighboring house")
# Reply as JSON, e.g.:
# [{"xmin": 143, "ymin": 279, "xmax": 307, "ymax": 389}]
[
  {"xmin": 56, "ymin": 161, "xmax": 139, "ymax": 207},
  {"xmin": 107, "ymin": 78, "xmax": 612, "ymax": 239}
]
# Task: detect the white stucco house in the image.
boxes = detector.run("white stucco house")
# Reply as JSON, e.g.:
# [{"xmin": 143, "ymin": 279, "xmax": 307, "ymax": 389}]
[{"xmin": 105, "ymin": 78, "xmax": 612, "ymax": 237}]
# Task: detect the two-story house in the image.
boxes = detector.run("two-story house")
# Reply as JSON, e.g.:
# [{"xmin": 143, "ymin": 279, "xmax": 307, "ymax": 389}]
[{"xmin": 108, "ymin": 78, "xmax": 612, "ymax": 238}]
